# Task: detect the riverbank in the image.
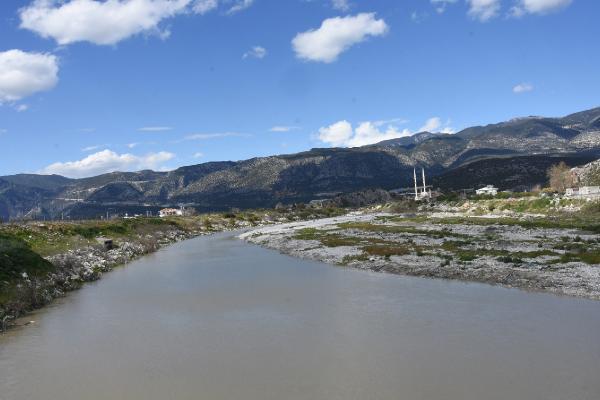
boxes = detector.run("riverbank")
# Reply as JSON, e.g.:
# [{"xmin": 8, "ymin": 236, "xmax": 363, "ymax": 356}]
[
  {"xmin": 1, "ymin": 219, "xmax": 200, "ymax": 331},
  {"xmin": 240, "ymin": 206, "xmax": 600, "ymax": 300},
  {"xmin": 0, "ymin": 206, "xmax": 346, "ymax": 331}
]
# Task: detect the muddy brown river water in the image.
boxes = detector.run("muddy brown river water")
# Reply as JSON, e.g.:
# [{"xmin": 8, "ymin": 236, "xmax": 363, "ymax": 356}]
[{"xmin": 1, "ymin": 232, "xmax": 599, "ymax": 400}]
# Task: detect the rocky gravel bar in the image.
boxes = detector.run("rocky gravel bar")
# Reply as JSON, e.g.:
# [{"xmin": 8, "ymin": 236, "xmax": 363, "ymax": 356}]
[{"xmin": 240, "ymin": 212, "xmax": 600, "ymax": 300}]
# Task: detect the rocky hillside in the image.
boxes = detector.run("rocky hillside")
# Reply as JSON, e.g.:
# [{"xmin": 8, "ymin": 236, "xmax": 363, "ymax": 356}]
[
  {"xmin": 1, "ymin": 107, "xmax": 599, "ymax": 220},
  {"xmin": 572, "ymin": 159, "xmax": 600, "ymax": 186}
]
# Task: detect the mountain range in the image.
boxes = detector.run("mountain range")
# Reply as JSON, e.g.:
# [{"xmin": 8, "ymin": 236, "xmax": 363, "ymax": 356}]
[{"xmin": 1, "ymin": 107, "xmax": 599, "ymax": 220}]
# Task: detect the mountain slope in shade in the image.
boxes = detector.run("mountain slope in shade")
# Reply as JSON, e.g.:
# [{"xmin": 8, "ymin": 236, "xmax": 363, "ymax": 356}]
[{"xmin": 1, "ymin": 107, "xmax": 599, "ymax": 220}]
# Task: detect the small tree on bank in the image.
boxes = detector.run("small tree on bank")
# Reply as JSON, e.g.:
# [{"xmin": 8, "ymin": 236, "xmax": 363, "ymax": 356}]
[{"xmin": 547, "ymin": 162, "xmax": 574, "ymax": 192}]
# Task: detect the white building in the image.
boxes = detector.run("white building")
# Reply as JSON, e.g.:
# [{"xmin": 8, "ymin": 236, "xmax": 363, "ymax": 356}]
[
  {"xmin": 565, "ymin": 186, "xmax": 600, "ymax": 199},
  {"xmin": 476, "ymin": 185, "xmax": 498, "ymax": 196},
  {"xmin": 159, "ymin": 208, "xmax": 183, "ymax": 217}
]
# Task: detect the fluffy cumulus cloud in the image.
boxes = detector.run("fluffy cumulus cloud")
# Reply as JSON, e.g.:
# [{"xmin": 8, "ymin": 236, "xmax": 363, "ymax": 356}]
[
  {"xmin": 292, "ymin": 13, "xmax": 388, "ymax": 63},
  {"xmin": 317, "ymin": 120, "xmax": 354, "ymax": 146},
  {"xmin": 243, "ymin": 46, "xmax": 267, "ymax": 59},
  {"xmin": 19, "ymin": 0, "xmax": 191, "ymax": 45},
  {"xmin": 318, "ymin": 118, "xmax": 454, "ymax": 147},
  {"xmin": 467, "ymin": 0, "xmax": 501, "ymax": 21},
  {"xmin": 19, "ymin": 0, "xmax": 256, "ymax": 45},
  {"xmin": 0, "ymin": 49, "xmax": 58, "ymax": 103},
  {"xmin": 513, "ymin": 82, "xmax": 534, "ymax": 93},
  {"xmin": 510, "ymin": 0, "xmax": 572, "ymax": 17},
  {"xmin": 41, "ymin": 149, "xmax": 175, "ymax": 178}
]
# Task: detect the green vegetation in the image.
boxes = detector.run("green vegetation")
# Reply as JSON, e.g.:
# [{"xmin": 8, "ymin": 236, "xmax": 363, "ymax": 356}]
[
  {"xmin": 0, "ymin": 233, "xmax": 55, "ymax": 305},
  {"xmin": 337, "ymin": 221, "xmax": 471, "ymax": 239},
  {"xmin": 0, "ymin": 218, "xmax": 185, "ymax": 257},
  {"xmin": 362, "ymin": 244, "xmax": 411, "ymax": 257},
  {"xmin": 293, "ymin": 228, "xmax": 387, "ymax": 248},
  {"xmin": 428, "ymin": 215, "xmax": 600, "ymax": 233}
]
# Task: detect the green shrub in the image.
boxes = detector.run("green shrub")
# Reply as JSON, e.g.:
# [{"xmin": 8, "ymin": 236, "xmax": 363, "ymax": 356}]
[{"xmin": 0, "ymin": 233, "xmax": 55, "ymax": 304}]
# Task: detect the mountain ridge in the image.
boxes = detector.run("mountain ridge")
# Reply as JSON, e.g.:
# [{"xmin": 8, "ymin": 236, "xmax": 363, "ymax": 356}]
[{"xmin": 2, "ymin": 106, "xmax": 599, "ymax": 220}]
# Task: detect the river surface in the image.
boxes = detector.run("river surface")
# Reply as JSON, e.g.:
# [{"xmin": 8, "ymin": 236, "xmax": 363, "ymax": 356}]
[{"xmin": 1, "ymin": 232, "xmax": 599, "ymax": 400}]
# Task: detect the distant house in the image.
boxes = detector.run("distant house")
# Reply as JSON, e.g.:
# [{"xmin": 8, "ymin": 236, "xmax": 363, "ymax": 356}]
[
  {"xmin": 565, "ymin": 186, "xmax": 600, "ymax": 199},
  {"xmin": 159, "ymin": 208, "xmax": 183, "ymax": 217},
  {"xmin": 476, "ymin": 185, "xmax": 498, "ymax": 196}
]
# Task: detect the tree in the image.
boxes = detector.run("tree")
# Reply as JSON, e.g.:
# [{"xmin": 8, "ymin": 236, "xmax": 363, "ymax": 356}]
[{"xmin": 547, "ymin": 162, "xmax": 574, "ymax": 192}]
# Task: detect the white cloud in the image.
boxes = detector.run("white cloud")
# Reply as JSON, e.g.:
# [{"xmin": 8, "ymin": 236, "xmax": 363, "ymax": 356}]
[
  {"xmin": 292, "ymin": 13, "xmax": 388, "ymax": 63},
  {"xmin": 317, "ymin": 120, "xmax": 411, "ymax": 147},
  {"xmin": 317, "ymin": 120, "xmax": 354, "ymax": 146},
  {"xmin": 19, "ymin": 0, "xmax": 192, "ymax": 45},
  {"xmin": 41, "ymin": 149, "xmax": 175, "ymax": 178},
  {"xmin": 0, "ymin": 49, "xmax": 58, "ymax": 103},
  {"xmin": 513, "ymin": 82, "xmax": 534, "ymax": 93},
  {"xmin": 193, "ymin": 152, "xmax": 204, "ymax": 158},
  {"xmin": 318, "ymin": 117, "xmax": 454, "ymax": 147},
  {"xmin": 510, "ymin": 0, "xmax": 572, "ymax": 17},
  {"xmin": 82, "ymin": 145, "xmax": 102, "ymax": 152},
  {"xmin": 243, "ymin": 46, "xmax": 267, "ymax": 59},
  {"xmin": 270, "ymin": 125, "xmax": 300, "ymax": 132},
  {"xmin": 227, "ymin": 0, "xmax": 253, "ymax": 14},
  {"xmin": 192, "ymin": 0, "xmax": 218, "ymax": 14},
  {"xmin": 419, "ymin": 117, "xmax": 442, "ymax": 132},
  {"xmin": 127, "ymin": 142, "xmax": 140, "ymax": 148},
  {"xmin": 467, "ymin": 0, "xmax": 501, "ymax": 21},
  {"xmin": 184, "ymin": 132, "xmax": 250, "ymax": 140},
  {"xmin": 15, "ymin": 104, "xmax": 29, "ymax": 112},
  {"xmin": 348, "ymin": 122, "xmax": 413, "ymax": 147},
  {"xmin": 138, "ymin": 126, "xmax": 173, "ymax": 132},
  {"xmin": 331, "ymin": 0, "xmax": 350, "ymax": 11},
  {"xmin": 431, "ymin": 0, "xmax": 457, "ymax": 14}
]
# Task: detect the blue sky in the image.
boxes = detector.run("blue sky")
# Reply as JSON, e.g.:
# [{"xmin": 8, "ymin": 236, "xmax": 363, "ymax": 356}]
[{"xmin": 0, "ymin": 0, "xmax": 598, "ymax": 177}]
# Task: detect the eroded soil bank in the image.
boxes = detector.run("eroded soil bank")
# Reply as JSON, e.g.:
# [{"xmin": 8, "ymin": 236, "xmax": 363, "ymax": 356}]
[{"xmin": 240, "ymin": 212, "xmax": 600, "ymax": 300}]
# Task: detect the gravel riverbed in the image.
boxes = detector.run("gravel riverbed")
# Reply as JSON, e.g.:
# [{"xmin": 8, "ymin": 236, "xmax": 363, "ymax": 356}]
[{"xmin": 240, "ymin": 212, "xmax": 600, "ymax": 300}]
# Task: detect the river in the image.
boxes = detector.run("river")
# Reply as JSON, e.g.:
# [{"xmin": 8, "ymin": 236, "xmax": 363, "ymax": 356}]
[{"xmin": 1, "ymin": 232, "xmax": 599, "ymax": 400}]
